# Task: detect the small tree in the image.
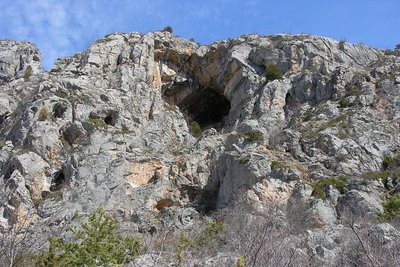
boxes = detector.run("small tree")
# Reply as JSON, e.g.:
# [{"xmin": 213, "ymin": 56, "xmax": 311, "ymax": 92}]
[
  {"xmin": 265, "ymin": 64, "xmax": 282, "ymax": 82},
  {"xmin": 38, "ymin": 107, "xmax": 48, "ymax": 121},
  {"xmin": 162, "ymin": 26, "xmax": 173, "ymax": 33},
  {"xmin": 23, "ymin": 65, "xmax": 32, "ymax": 81},
  {"xmin": 244, "ymin": 130, "xmax": 263, "ymax": 143},
  {"xmin": 190, "ymin": 121, "xmax": 202, "ymax": 138},
  {"xmin": 380, "ymin": 194, "xmax": 400, "ymax": 220},
  {"xmin": 237, "ymin": 256, "xmax": 245, "ymax": 267},
  {"xmin": 36, "ymin": 208, "xmax": 143, "ymax": 266}
]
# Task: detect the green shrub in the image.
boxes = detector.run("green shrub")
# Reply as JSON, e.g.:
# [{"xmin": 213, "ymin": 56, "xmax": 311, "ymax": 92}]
[
  {"xmin": 377, "ymin": 75, "xmax": 396, "ymax": 84},
  {"xmin": 0, "ymin": 141, "xmax": 5, "ymax": 150},
  {"xmin": 176, "ymin": 221, "xmax": 224, "ymax": 250},
  {"xmin": 162, "ymin": 26, "xmax": 173, "ymax": 33},
  {"xmin": 38, "ymin": 107, "xmax": 48, "ymax": 121},
  {"xmin": 270, "ymin": 160, "xmax": 288, "ymax": 170},
  {"xmin": 237, "ymin": 256, "xmax": 245, "ymax": 267},
  {"xmin": 244, "ymin": 130, "xmax": 263, "ymax": 143},
  {"xmin": 36, "ymin": 208, "xmax": 143, "ymax": 266},
  {"xmin": 383, "ymin": 155, "xmax": 393, "ymax": 170},
  {"xmin": 24, "ymin": 65, "xmax": 32, "ymax": 81},
  {"xmin": 239, "ymin": 156, "xmax": 250, "ymax": 165},
  {"xmin": 380, "ymin": 193, "xmax": 400, "ymax": 220},
  {"xmin": 190, "ymin": 121, "xmax": 202, "ymax": 138},
  {"xmin": 318, "ymin": 113, "xmax": 349, "ymax": 132},
  {"xmin": 335, "ymin": 154, "xmax": 347, "ymax": 163},
  {"xmin": 338, "ymin": 97, "xmax": 349, "ymax": 108},
  {"xmin": 85, "ymin": 118, "xmax": 108, "ymax": 128},
  {"xmin": 265, "ymin": 64, "xmax": 282, "ymax": 82},
  {"xmin": 175, "ymin": 221, "xmax": 224, "ymax": 266},
  {"xmin": 339, "ymin": 86, "xmax": 363, "ymax": 108},
  {"xmin": 343, "ymin": 86, "xmax": 363, "ymax": 98},
  {"xmin": 195, "ymin": 221, "xmax": 224, "ymax": 248},
  {"xmin": 312, "ymin": 177, "xmax": 347, "ymax": 200},
  {"xmin": 302, "ymin": 113, "xmax": 312, "ymax": 122},
  {"xmin": 362, "ymin": 170, "xmax": 400, "ymax": 189}
]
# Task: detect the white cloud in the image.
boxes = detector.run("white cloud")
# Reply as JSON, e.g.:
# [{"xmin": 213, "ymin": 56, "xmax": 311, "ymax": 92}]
[{"xmin": 0, "ymin": 0, "xmax": 110, "ymax": 69}]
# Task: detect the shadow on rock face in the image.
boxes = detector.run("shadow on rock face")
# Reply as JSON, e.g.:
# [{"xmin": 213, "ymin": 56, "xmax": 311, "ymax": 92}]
[{"xmin": 178, "ymin": 87, "xmax": 231, "ymax": 131}]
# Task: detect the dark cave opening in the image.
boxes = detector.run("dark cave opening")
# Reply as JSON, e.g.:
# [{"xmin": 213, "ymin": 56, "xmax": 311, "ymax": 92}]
[
  {"xmin": 53, "ymin": 102, "xmax": 67, "ymax": 119},
  {"xmin": 104, "ymin": 115, "xmax": 113, "ymax": 125},
  {"xmin": 50, "ymin": 169, "xmax": 67, "ymax": 191},
  {"xmin": 104, "ymin": 111, "xmax": 119, "ymax": 126},
  {"xmin": 178, "ymin": 87, "xmax": 231, "ymax": 130}
]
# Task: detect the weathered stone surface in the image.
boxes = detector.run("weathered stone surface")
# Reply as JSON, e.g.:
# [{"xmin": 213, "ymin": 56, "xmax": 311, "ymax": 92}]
[
  {"xmin": 0, "ymin": 31, "xmax": 399, "ymax": 264},
  {"xmin": 0, "ymin": 40, "xmax": 42, "ymax": 84},
  {"xmin": 336, "ymin": 190, "xmax": 383, "ymax": 220}
]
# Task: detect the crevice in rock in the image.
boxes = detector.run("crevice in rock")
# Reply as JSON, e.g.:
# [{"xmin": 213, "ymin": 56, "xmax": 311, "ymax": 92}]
[
  {"xmin": 50, "ymin": 168, "xmax": 68, "ymax": 191},
  {"xmin": 284, "ymin": 92, "xmax": 296, "ymax": 118},
  {"xmin": 199, "ymin": 184, "xmax": 220, "ymax": 212},
  {"xmin": 89, "ymin": 110, "xmax": 119, "ymax": 126},
  {"xmin": 179, "ymin": 184, "xmax": 202, "ymax": 203},
  {"xmin": 60, "ymin": 123, "xmax": 83, "ymax": 146},
  {"xmin": 53, "ymin": 102, "xmax": 67, "ymax": 119},
  {"xmin": 2, "ymin": 159, "xmax": 22, "ymax": 181},
  {"xmin": 100, "ymin": 94, "xmax": 109, "ymax": 102},
  {"xmin": 0, "ymin": 112, "xmax": 9, "ymax": 125},
  {"xmin": 3, "ymin": 165, "xmax": 16, "ymax": 180},
  {"xmin": 104, "ymin": 110, "xmax": 119, "ymax": 126}
]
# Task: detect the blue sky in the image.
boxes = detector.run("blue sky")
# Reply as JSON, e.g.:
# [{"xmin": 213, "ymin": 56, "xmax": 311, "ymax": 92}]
[{"xmin": 0, "ymin": 0, "xmax": 398, "ymax": 69}]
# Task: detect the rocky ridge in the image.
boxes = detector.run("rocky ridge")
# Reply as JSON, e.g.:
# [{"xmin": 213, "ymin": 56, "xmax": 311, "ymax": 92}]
[{"xmin": 0, "ymin": 31, "xmax": 400, "ymax": 265}]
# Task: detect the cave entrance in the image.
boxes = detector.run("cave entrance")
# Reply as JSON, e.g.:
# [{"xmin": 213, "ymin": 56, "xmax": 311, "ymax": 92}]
[
  {"xmin": 50, "ymin": 169, "xmax": 67, "ymax": 191},
  {"xmin": 178, "ymin": 87, "xmax": 230, "ymax": 131}
]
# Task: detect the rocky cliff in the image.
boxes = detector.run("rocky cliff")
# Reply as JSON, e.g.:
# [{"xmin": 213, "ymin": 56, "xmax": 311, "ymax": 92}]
[{"xmin": 0, "ymin": 31, "xmax": 400, "ymax": 266}]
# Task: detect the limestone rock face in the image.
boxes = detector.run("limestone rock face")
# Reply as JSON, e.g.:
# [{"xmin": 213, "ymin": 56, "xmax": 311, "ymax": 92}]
[
  {"xmin": 0, "ymin": 31, "xmax": 400, "ymax": 263},
  {"xmin": 0, "ymin": 40, "xmax": 42, "ymax": 85}
]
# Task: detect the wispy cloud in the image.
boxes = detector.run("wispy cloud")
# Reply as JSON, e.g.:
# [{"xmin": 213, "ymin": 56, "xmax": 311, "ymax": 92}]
[
  {"xmin": 0, "ymin": 0, "xmax": 174, "ymax": 69},
  {"xmin": 0, "ymin": 0, "xmax": 116, "ymax": 69}
]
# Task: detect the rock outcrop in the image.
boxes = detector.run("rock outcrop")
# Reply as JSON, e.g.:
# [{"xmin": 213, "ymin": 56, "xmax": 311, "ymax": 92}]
[{"xmin": 0, "ymin": 31, "xmax": 399, "ymax": 265}]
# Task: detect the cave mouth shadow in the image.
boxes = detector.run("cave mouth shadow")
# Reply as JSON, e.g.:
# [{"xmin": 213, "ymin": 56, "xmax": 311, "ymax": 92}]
[
  {"xmin": 50, "ymin": 168, "xmax": 67, "ymax": 191},
  {"xmin": 178, "ymin": 87, "xmax": 231, "ymax": 131}
]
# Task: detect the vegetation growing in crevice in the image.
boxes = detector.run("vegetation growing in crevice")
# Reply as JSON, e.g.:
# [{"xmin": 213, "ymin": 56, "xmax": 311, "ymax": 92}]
[
  {"xmin": 383, "ymin": 154, "xmax": 394, "ymax": 170},
  {"xmin": 38, "ymin": 107, "xmax": 49, "ymax": 121},
  {"xmin": 23, "ymin": 65, "xmax": 32, "ymax": 81},
  {"xmin": 190, "ymin": 121, "xmax": 202, "ymax": 138},
  {"xmin": 318, "ymin": 113, "xmax": 350, "ymax": 132},
  {"xmin": 362, "ymin": 170, "xmax": 400, "ymax": 189},
  {"xmin": 265, "ymin": 64, "xmax": 283, "ymax": 82},
  {"xmin": 85, "ymin": 118, "xmax": 108, "ymax": 128},
  {"xmin": 238, "ymin": 155, "xmax": 251, "ymax": 165},
  {"xmin": 377, "ymin": 75, "xmax": 396, "ymax": 84},
  {"xmin": 271, "ymin": 160, "xmax": 289, "ymax": 170},
  {"xmin": 382, "ymin": 153, "xmax": 400, "ymax": 170},
  {"xmin": 301, "ymin": 112, "xmax": 354, "ymax": 140},
  {"xmin": 339, "ymin": 86, "xmax": 363, "ymax": 108},
  {"xmin": 245, "ymin": 130, "xmax": 264, "ymax": 142},
  {"xmin": 237, "ymin": 130, "xmax": 264, "ymax": 143},
  {"xmin": 380, "ymin": 193, "xmax": 400, "ymax": 221},
  {"xmin": 302, "ymin": 113, "xmax": 312, "ymax": 122},
  {"xmin": 236, "ymin": 256, "xmax": 245, "ymax": 267},
  {"xmin": 312, "ymin": 177, "xmax": 347, "ymax": 200}
]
